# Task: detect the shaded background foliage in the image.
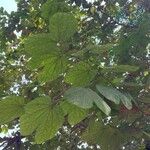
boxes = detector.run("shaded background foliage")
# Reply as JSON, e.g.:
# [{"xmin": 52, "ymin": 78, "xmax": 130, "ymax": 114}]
[{"xmin": 0, "ymin": 0, "xmax": 150, "ymax": 149}]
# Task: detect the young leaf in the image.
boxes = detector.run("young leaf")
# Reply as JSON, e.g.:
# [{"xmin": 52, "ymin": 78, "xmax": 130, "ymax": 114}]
[
  {"xmin": 20, "ymin": 97, "xmax": 64, "ymax": 144},
  {"xmin": 96, "ymin": 84, "xmax": 132, "ymax": 109},
  {"xmin": 0, "ymin": 96, "xmax": 25, "ymax": 125},
  {"xmin": 65, "ymin": 62, "xmax": 97, "ymax": 86},
  {"xmin": 49, "ymin": 12, "xmax": 78, "ymax": 42},
  {"xmin": 60, "ymin": 101, "xmax": 88, "ymax": 125}
]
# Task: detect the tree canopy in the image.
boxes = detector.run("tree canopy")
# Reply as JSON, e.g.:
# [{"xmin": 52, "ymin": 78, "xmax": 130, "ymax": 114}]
[{"xmin": 0, "ymin": 0, "xmax": 150, "ymax": 149}]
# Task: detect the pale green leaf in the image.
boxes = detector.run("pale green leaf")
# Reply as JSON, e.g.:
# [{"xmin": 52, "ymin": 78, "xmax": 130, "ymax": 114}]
[
  {"xmin": 96, "ymin": 84, "xmax": 132, "ymax": 109},
  {"xmin": 49, "ymin": 12, "xmax": 78, "ymax": 42},
  {"xmin": 65, "ymin": 62, "xmax": 97, "ymax": 86},
  {"xmin": 60, "ymin": 101, "xmax": 88, "ymax": 125},
  {"xmin": 94, "ymin": 97, "xmax": 111, "ymax": 116},
  {"xmin": 20, "ymin": 97, "xmax": 64, "ymax": 144},
  {"xmin": 64, "ymin": 87, "xmax": 94, "ymax": 109},
  {"xmin": 0, "ymin": 96, "xmax": 25, "ymax": 125},
  {"xmin": 64, "ymin": 87, "xmax": 111, "ymax": 115}
]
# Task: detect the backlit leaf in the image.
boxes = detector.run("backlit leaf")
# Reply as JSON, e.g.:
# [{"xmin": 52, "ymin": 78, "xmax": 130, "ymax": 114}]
[
  {"xmin": 65, "ymin": 62, "xmax": 97, "ymax": 86},
  {"xmin": 24, "ymin": 33, "xmax": 60, "ymax": 68},
  {"xmin": 38, "ymin": 52, "xmax": 68, "ymax": 82},
  {"xmin": 60, "ymin": 101, "xmax": 88, "ymax": 125},
  {"xmin": 20, "ymin": 97, "xmax": 64, "ymax": 144},
  {"xmin": 0, "ymin": 96, "xmax": 25, "ymax": 125},
  {"xmin": 41, "ymin": 0, "xmax": 70, "ymax": 20},
  {"xmin": 49, "ymin": 13, "xmax": 78, "ymax": 42}
]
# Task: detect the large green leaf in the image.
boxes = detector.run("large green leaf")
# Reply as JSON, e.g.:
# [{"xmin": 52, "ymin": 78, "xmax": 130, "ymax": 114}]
[
  {"xmin": 49, "ymin": 12, "xmax": 78, "ymax": 42},
  {"xmin": 64, "ymin": 87, "xmax": 111, "ymax": 115},
  {"xmin": 64, "ymin": 87, "xmax": 93, "ymax": 109},
  {"xmin": 41, "ymin": 0, "xmax": 70, "ymax": 20},
  {"xmin": 0, "ymin": 96, "xmax": 25, "ymax": 125},
  {"xmin": 24, "ymin": 33, "xmax": 60, "ymax": 68},
  {"xmin": 20, "ymin": 97, "xmax": 64, "ymax": 144},
  {"xmin": 96, "ymin": 84, "xmax": 132, "ymax": 109},
  {"xmin": 65, "ymin": 62, "xmax": 97, "ymax": 86},
  {"xmin": 60, "ymin": 101, "xmax": 88, "ymax": 125},
  {"xmin": 38, "ymin": 52, "xmax": 68, "ymax": 82}
]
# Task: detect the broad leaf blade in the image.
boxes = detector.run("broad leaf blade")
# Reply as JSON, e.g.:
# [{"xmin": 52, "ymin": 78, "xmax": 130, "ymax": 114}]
[
  {"xmin": 24, "ymin": 33, "xmax": 60, "ymax": 68},
  {"xmin": 49, "ymin": 12, "xmax": 78, "ymax": 42},
  {"xmin": 0, "ymin": 96, "xmax": 25, "ymax": 125},
  {"xmin": 20, "ymin": 97, "xmax": 64, "ymax": 144},
  {"xmin": 38, "ymin": 53, "xmax": 68, "ymax": 82},
  {"xmin": 81, "ymin": 118, "xmax": 129, "ymax": 150},
  {"xmin": 64, "ymin": 87, "xmax": 110, "ymax": 115},
  {"xmin": 96, "ymin": 85, "xmax": 132, "ymax": 109},
  {"xmin": 60, "ymin": 101, "xmax": 88, "ymax": 125},
  {"xmin": 41, "ymin": 0, "xmax": 70, "ymax": 20},
  {"xmin": 65, "ymin": 62, "xmax": 97, "ymax": 86}
]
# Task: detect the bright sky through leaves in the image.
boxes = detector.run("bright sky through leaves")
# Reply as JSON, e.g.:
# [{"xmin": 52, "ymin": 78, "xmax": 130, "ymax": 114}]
[{"xmin": 0, "ymin": 0, "xmax": 17, "ymax": 13}]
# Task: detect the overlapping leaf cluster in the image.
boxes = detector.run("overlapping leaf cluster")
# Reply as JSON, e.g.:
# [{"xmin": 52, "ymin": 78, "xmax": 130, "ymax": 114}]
[{"xmin": 0, "ymin": 0, "xmax": 150, "ymax": 149}]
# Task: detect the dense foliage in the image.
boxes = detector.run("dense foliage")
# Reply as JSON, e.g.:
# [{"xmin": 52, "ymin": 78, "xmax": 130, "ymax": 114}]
[{"xmin": 0, "ymin": 0, "xmax": 150, "ymax": 149}]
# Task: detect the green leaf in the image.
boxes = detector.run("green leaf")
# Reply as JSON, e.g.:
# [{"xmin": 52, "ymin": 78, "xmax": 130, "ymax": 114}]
[
  {"xmin": 24, "ymin": 33, "xmax": 60, "ymax": 68},
  {"xmin": 0, "ymin": 96, "xmax": 25, "ymax": 125},
  {"xmin": 94, "ymin": 97, "xmax": 111, "ymax": 116},
  {"xmin": 41, "ymin": 0, "xmax": 70, "ymax": 20},
  {"xmin": 60, "ymin": 101, "xmax": 88, "ymax": 125},
  {"xmin": 20, "ymin": 97, "xmax": 64, "ymax": 144},
  {"xmin": 49, "ymin": 12, "xmax": 78, "ymax": 42},
  {"xmin": 64, "ymin": 87, "xmax": 93, "ymax": 109},
  {"xmin": 81, "ymin": 118, "xmax": 103, "ymax": 144},
  {"xmin": 96, "ymin": 84, "xmax": 132, "ymax": 109},
  {"xmin": 65, "ymin": 62, "xmax": 97, "ymax": 86},
  {"xmin": 102, "ymin": 65, "xmax": 139, "ymax": 73},
  {"xmin": 38, "ymin": 52, "xmax": 68, "ymax": 82},
  {"xmin": 64, "ymin": 87, "xmax": 111, "ymax": 115},
  {"xmin": 81, "ymin": 118, "xmax": 129, "ymax": 150},
  {"xmin": 87, "ymin": 43, "xmax": 114, "ymax": 54}
]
